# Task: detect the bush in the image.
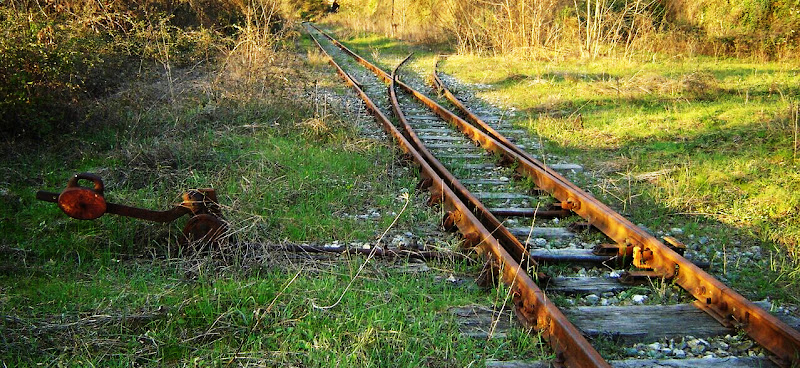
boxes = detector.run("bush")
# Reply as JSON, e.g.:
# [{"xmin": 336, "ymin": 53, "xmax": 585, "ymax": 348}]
[
  {"xmin": 287, "ymin": 0, "xmax": 329, "ymax": 19},
  {"xmin": 0, "ymin": 0, "xmax": 280, "ymax": 139},
  {"xmin": 0, "ymin": 10, "xmax": 86, "ymax": 137}
]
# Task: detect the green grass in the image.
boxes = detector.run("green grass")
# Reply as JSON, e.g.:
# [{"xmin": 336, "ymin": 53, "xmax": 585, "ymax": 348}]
[
  {"xmin": 2, "ymin": 256, "xmax": 550, "ymax": 366},
  {"xmin": 0, "ymin": 34, "xmax": 435, "ymax": 257}
]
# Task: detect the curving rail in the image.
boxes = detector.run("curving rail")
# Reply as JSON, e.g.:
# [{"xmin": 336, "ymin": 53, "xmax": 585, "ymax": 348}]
[
  {"xmin": 305, "ymin": 23, "xmax": 609, "ymax": 368},
  {"xmin": 304, "ymin": 22, "xmax": 800, "ymax": 367}
]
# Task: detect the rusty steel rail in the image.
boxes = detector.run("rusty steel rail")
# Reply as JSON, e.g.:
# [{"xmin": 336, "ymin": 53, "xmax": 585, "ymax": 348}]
[
  {"xmin": 304, "ymin": 23, "xmax": 610, "ymax": 368},
  {"xmin": 430, "ymin": 57, "xmax": 584, "ymax": 197},
  {"xmin": 430, "ymin": 59, "xmax": 800, "ymax": 367},
  {"xmin": 308, "ymin": 23, "xmax": 800, "ymax": 366},
  {"xmin": 307, "ymin": 24, "xmax": 535, "ymax": 268},
  {"xmin": 389, "ymin": 53, "xmax": 536, "ymax": 273}
]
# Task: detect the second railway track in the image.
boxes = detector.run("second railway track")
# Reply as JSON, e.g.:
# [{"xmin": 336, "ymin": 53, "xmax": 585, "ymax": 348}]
[{"xmin": 304, "ymin": 23, "xmax": 800, "ymax": 367}]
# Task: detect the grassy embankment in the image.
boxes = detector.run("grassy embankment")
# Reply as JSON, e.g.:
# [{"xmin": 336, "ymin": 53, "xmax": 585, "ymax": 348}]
[
  {"xmin": 322, "ymin": 25, "xmax": 800, "ymax": 304},
  {"xmin": 0, "ymin": 3, "xmax": 551, "ymax": 366}
]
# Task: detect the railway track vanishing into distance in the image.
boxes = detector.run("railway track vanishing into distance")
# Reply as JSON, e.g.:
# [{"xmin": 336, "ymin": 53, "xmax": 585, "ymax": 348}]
[{"xmin": 304, "ymin": 23, "xmax": 800, "ymax": 367}]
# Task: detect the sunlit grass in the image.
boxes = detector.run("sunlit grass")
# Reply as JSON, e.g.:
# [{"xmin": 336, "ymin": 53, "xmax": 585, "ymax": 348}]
[{"xmin": 0, "ymin": 256, "xmax": 549, "ymax": 366}]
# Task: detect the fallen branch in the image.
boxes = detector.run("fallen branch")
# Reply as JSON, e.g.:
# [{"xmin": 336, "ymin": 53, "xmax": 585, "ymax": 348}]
[
  {"xmin": 3, "ymin": 307, "xmax": 169, "ymax": 334},
  {"xmin": 261, "ymin": 243, "xmax": 474, "ymax": 263}
]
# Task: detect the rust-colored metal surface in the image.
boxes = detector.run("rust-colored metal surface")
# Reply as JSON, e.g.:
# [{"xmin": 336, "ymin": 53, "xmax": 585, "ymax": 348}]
[
  {"xmin": 183, "ymin": 214, "xmax": 225, "ymax": 246},
  {"xmin": 431, "ymin": 59, "xmax": 585, "ymax": 196},
  {"xmin": 305, "ymin": 23, "xmax": 610, "ymax": 368},
  {"xmin": 55, "ymin": 173, "xmax": 107, "ymax": 220},
  {"xmin": 37, "ymin": 173, "xmax": 226, "ymax": 244},
  {"xmin": 309, "ymin": 23, "xmax": 800, "ymax": 366},
  {"xmin": 389, "ymin": 54, "xmax": 535, "ymax": 272}
]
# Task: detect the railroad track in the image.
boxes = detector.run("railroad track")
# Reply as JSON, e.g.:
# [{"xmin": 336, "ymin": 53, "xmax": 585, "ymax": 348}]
[{"xmin": 303, "ymin": 23, "xmax": 800, "ymax": 367}]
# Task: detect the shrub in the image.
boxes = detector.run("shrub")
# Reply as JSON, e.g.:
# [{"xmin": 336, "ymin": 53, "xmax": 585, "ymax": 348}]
[{"xmin": 0, "ymin": 0, "xmax": 292, "ymax": 139}]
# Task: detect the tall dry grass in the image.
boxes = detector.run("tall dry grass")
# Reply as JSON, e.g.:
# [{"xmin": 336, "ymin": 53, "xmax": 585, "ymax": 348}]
[
  {"xmin": 442, "ymin": 0, "xmax": 664, "ymax": 58},
  {"xmin": 325, "ymin": 0, "xmax": 800, "ymax": 60},
  {"xmin": 326, "ymin": 0, "xmax": 449, "ymax": 43},
  {"xmin": 326, "ymin": 0, "xmax": 663, "ymax": 58},
  {"xmin": 442, "ymin": 0, "xmax": 569, "ymax": 55}
]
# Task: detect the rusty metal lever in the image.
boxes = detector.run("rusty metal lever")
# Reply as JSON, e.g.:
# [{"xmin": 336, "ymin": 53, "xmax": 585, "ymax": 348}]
[
  {"xmin": 36, "ymin": 173, "xmax": 226, "ymax": 245},
  {"xmin": 36, "ymin": 190, "xmax": 192, "ymax": 222}
]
